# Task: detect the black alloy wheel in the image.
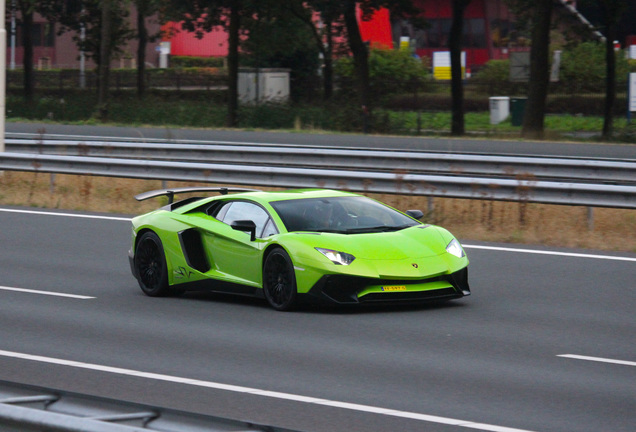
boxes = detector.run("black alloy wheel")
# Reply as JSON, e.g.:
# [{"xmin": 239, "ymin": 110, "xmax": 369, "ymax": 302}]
[
  {"xmin": 263, "ymin": 247, "xmax": 298, "ymax": 311},
  {"xmin": 135, "ymin": 231, "xmax": 170, "ymax": 296}
]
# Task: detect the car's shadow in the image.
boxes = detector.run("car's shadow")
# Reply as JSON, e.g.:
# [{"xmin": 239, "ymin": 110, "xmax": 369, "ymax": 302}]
[{"xmin": 175, "ymin": 290, "xmax": 467, "ymax": 315}]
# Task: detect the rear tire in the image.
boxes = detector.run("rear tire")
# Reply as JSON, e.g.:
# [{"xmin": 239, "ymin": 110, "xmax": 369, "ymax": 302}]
[
  {"xmin": 263, "ymin": 247, "xmax": 298, "ymax": 311},
  {"xmin": 134, "ymin": 231, "xmax": 171, "ymax": 297}
]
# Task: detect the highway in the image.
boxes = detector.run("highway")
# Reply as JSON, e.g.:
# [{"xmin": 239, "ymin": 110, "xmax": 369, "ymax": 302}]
[{"xmin": 0, "ymin": 206, "xmax": 634, "ymax": 432}]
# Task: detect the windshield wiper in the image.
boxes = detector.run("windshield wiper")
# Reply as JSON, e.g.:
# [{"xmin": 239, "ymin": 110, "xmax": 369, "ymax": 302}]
[{"xmin": 345, "ymin": 224, "xmax": 413, "ymax": 234}]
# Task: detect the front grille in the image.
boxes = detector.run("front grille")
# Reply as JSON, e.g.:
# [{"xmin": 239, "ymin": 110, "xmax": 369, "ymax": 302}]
[
  {"xmin": 308, "ymin": 268, "xmax": 469, "ymax": 305},
  {"xmin": 359, "ymin": 288, "xmax": 458, "ymax": 303}
]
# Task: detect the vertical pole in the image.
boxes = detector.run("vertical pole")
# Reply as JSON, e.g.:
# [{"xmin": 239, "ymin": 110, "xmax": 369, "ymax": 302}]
[
  {"xmin": 0, "ymin": 0, "xmax": 7, "ymax": 155},
  {"xmin": 80, "ymin": 16, "xmax": 86, "ymax": 89},
  {"xmin": 10, "ymin": 0, "xmax": 15, "ymax": 70},
  {"xmin": 628, "ymin": 73, "xmax": 634, "ymax": 124}
]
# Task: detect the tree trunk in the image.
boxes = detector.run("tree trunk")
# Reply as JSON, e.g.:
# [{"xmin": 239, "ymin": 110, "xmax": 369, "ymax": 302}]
[
  {"xmin": 323, "ymin": 19, "xmax": 334, "ymax": 100},
  {"xmin": 136, "ymin": 0, "xmax": 148, "ymax": 99},
  {"xmin": 226, "ymin": 3, "xmax": 240, "ymax": 127},
  {"xmin": 449, "ymin": 0, "xmax": 470, "ymax": 136},
  {"xmin": 343, "ymin": 1, "xmax": 370, "ymax": 113},
  {"xmin": 19, "ymin": 3, "xmax": 34, "ymax": 102},
  {"xmin": 97, "ymin": 0, "xmax": 112, "ymax": 121},
  {"xmin": 521, "ymin": 0, "xmax": 552, "ymax": 139},
  {"xmin": 601, "ymin": 2, "xmax": 618, "ymax": 139}
]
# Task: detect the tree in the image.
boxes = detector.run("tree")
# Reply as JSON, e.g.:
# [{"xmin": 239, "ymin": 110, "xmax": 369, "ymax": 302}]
[
  {"xmin": 285, "ymin": 0, "xmax": 344, "ymax": 100},
  {"xmin": 342, "ymin": 1, "xmax": 370, "ymax": 109},
  {"xmin": 343, "ymin": 0, "xmax": 423, "ymax": 112},
  {"xmin": 522, "ymin": 0, "xmax": 552, "ymax": 139},
  {"xmin": 41, "ymin": 0, "xmax": 134, "ymax": 118},
  {"xmin": 13, "ymin": 0, "xmax": 37, "ymax": 101},
  {"xmin": 284, "ymin": 1, "xmax": 423, "ymax": 110},
  {"xmin": 241, "ymin": 3, "xmax": 321, "ymax": 101},
  {"xmin": 504, "ymin": 0, "xmax": 553, "ymax": 139},
  {"xmin": 164, "ymin": 0, "xmax": 260, "ymax": 127},
  {"xmin": 134, "ymin": 0, "xmax": 164, "ymax": 98},
  {"xmin": 596, "ymin": 0, "xmax": 627, "ymax": 139},
  {"xmin": 449, "ymin": 0, "xmax": 471, "ymax": 136}
]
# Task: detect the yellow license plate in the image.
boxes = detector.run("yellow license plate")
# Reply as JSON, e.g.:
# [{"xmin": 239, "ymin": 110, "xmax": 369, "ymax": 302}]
[{"xmin": 381, "ymin": 285, "xmax": 407, "ymax": 292}]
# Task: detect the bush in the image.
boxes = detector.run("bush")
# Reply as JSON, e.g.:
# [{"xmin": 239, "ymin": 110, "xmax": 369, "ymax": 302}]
[
  {"xmin": 335, "ymin": 48, "xmax": 432, "ymax": 98},
  {"xmin": 171, "ymin": 56, "xmax": 225, "ymax": 68},
  {"xmin": 560, "ymin": 42, "xmax": 630, "ymax": 93},
  {"xmin": 470, "ymin": 59, "xmax": 528, "ymax": 95}
]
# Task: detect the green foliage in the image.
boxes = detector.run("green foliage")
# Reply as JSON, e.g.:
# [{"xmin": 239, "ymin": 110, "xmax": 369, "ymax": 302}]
[
  {"xmin": 335, "ymin": 48, "xmax": 431, "ymax": 96},
  {"xmin": 472, "ymin": 60, "xmax": 510, "ymax": 82},
  {"xmin": 560, "ymin": 42, "xmax": 631, "ymax": 92},
  {"xmin": 40, "ymin": 0, "xmax": 135, "ymax": 65},
  {"xmin": 461, "ymin": 59, "xmax": 529, "ymax": 95},
  {"xmin": 171, "ymin": 56, "xmax": 226, "ymax": 68},
  {"xmin": 240, "ymin": 3, "xmax": 321, "ymax": 102}
]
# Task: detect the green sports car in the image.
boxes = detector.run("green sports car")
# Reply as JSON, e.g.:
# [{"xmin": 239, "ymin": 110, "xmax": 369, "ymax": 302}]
[{"xmin": 129, "ymin": 187, "xmax": 470, "ymax": 311}]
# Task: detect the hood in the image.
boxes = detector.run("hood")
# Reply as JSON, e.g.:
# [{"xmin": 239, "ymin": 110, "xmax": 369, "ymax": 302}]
[{"xmin": 296, "ymin": 226, "xmax": 448, "ymax": 260}]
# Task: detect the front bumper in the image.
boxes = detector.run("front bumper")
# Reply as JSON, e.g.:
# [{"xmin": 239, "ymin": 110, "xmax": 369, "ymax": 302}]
[{"xmin": 305, "ymin": 267, "xmax": 470, "ymax": 305}]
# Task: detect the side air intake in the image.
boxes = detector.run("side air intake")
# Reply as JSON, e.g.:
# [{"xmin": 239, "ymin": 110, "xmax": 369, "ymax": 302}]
[{"xmin": 178, "ymin": 229, "xmax": 210, "ymax": 273}]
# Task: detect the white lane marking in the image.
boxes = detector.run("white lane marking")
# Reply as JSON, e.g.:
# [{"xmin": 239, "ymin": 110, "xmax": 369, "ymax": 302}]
[
  {"xmin": 463, "ymin": 244, "xmax": 636, "ymax": 262},
  {"xmin": 0, "ymin": 208, "xmax": 130, "ymax": 222},
  {"xmin": 0, "ymin": 350, "xmax": 536, "ymax": 432},
  {"xmin": 0, "ymin": 286, "xmax": 94, "ymax": 299},
  {"xmin": 557, "ymin": 354, "xmax": 636, "ymax": 367},
  {"xmin": 2, "ymin": 207, "xmax": 635, "ymax": 263}
]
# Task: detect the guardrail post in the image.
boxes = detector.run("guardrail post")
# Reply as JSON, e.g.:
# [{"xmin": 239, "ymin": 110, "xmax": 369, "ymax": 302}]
[{"xmin": 587, "ymin": 207, "xmax": 594, "ymax": 231}]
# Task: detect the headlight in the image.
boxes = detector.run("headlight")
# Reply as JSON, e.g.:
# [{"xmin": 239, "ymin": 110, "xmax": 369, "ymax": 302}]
[
  {"xmin": 316, "ymin": 248, "xmax": 356, "ymax": 265},
  {"xmin": 446, "ymin": 239, "xmax": 465, "ymax": 258}
]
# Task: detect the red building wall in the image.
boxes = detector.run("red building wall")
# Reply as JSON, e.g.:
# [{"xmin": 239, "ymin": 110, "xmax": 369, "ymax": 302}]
[{"xmin": 162, "ymin": 22, "xmax": 229, "ymax": 57}]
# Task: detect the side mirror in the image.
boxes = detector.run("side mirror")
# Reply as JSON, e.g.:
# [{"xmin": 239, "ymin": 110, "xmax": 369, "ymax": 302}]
[
  {"xmin": 405, "ymin": 209, "xmax": 424, "ymax": 220},
  {"xmin": 231, "ymin": 220, "xmax": 257, "ymax": 241}
]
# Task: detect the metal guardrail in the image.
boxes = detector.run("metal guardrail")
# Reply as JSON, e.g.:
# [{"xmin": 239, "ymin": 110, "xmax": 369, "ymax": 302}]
[
  {"xmin": 1, "ymin": 150, "xmax": 635, "ymax": 209},
  {"xmin": 0, "ymin": 380, "xmax": 296, "ymax": 432},
  {"xmin": 5, "ymin": 138, "xmax": 636, "ymax": 184}
]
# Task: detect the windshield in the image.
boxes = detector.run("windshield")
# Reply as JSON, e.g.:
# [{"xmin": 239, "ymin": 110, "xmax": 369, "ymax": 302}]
[{"xmin": 271, "ymin": 196, "xmax": 420, "ymax": 234}]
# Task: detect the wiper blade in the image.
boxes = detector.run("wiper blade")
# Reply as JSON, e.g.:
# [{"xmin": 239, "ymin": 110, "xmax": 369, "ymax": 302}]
[{"xmin": 345, "ymin": 225, "xmax": 412, "ymax": 233}]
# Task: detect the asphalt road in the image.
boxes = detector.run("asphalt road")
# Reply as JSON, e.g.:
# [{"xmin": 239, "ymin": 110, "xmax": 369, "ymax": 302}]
[
  {"xmin": 6, "ymin": 121, "xmax": 636, "ymax": 159},
  {"xmin": 0, "ymin": 206, "xmax": 634, "ymax": 432}
]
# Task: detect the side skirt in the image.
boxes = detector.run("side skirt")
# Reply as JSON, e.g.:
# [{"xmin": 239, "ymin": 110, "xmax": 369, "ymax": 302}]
[{"xmin": 173, "ymin": 278, "xmax": 265, "ymax": 299}]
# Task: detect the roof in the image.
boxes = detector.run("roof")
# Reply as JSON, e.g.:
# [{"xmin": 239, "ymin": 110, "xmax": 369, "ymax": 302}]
[{"xmin": 232, "ymin": 189, "xmax": 359, "ymax": 203}]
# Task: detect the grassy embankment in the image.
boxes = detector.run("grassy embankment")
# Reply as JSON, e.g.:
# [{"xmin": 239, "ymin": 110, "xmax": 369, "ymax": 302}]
[{"xmin": 1, "ymin": 170, "xmax": 634, "ymax": 253}]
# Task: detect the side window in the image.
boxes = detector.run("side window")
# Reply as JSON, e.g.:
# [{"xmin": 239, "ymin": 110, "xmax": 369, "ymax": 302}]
[
  {"xmin": 209, "ymin": 201, "xmax": 232, "ymax": 220},
  {"xmin": 219, "ymin": 201, "xmax": 278, "ymax": 238},
  {"xmin": 262, "ymin": 219, "xmax": 278, "ymax": 238}
]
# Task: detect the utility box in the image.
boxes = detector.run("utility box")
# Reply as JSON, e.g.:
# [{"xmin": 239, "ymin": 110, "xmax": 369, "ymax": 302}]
[
  {"xmin": 489, "ymin": 96, "xmax": 510, "ymax": 125},
  {"xmin": 238, "ymin": 68, "xmax": 290, "ymax": 104},
  {"xmin": 510, "ymin": 97, "xmax": 527, "ymax": 126}
]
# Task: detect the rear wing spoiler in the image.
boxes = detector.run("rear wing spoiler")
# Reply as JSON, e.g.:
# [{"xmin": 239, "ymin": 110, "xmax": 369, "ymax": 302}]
[{"xmin": 135, "ymin": 187, "xmax": 261, "ymax": 204}]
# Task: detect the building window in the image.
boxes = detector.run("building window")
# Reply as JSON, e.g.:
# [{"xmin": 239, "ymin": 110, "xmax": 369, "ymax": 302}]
[
  {"xmin": 398, "ymin": 18, "xmax": 487, "ymax": 50},
  {"xmin": 489, "ymin": 19, "xmax": 529, "ymax": 48},
  {"xmin": 11, "ymin": 22, "xmax": 55, "ymax": 47},
  {"xmin": 463, "ymin": 19, "xmax": 486, "ymax": 48}
]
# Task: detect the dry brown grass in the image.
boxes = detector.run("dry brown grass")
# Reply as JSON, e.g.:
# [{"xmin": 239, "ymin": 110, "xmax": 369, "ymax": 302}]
[{"xmin": 1, "ymin": 171, "xmax": 635, "ymax": 253}]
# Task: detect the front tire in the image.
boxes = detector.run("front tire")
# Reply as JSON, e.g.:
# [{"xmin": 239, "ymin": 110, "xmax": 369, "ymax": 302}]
[
  {"xmin": 263, "ymin": 247, "xmax": 298, "ymax": 311},
  {"xmin": 134, "ymin": 231, "xmax": 171, "ymax": 297}
]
